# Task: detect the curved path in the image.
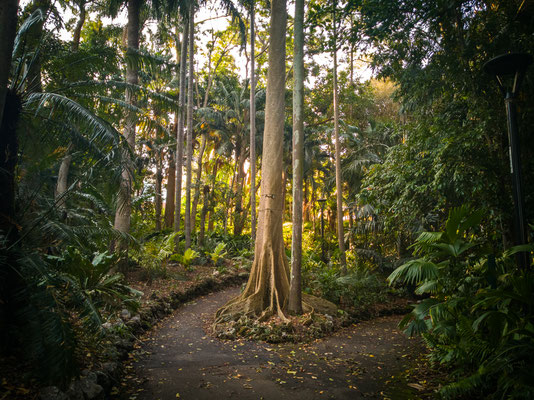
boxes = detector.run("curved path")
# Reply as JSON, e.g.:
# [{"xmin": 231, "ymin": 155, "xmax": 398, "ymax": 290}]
[{"xmin": 119, "ymin": 287, "xmax": 425, "ymax": 400}]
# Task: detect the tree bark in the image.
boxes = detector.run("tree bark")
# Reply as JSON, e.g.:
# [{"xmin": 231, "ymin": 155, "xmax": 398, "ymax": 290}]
[
  {"xmin": 155, "ymin": 149, "xmax": 163, "ymax": 231},
  {"xmin": 174, "ymin": 21, "xmax": 189, "ymax": 233},
  {"xmin": 249, "ymin": 0, "xmax": 257, "ymax": 246},
  {"xmin": 55, "ymin": 143, "xmax": 74, "ymax": 210},
  {"xmin": 114, "ymin": 0, "xmax": 140, "ymax": 267},
  {"xmin": 24, "ymin": 0, "xmax": 49, "ymax": 93},
  {"xmin": 164, "ymin": 150, "xmax": 175, "ymax": 228},
  {"xmin": 198, "ymin": 184, "xmax": 210, "ymax": 246},
  {"xmin": 191, "ymin": 131, "xmax": 206, "ymax": 232},
  {"xmin": 0, "ymin": 0, "xmax": 18, "ymax": 127},
  {"xmin": 207, "ymin": 157, "xmax": 219, "ymax": 231},
  {"xmin": 289, "ymin": 0, "xmax": 304, "ymax": 315},
  {"xmin": 216, "ymin": 0, "xmax": 291, "ymax": 321},
  {"xmin": 54, "ymin": 1, "xmax": 87, "ymax": 206},
  {"xmin": 233, "ymin": 138, "xmax": 246, "ymax": 236},
  {"xmin": 184, "ymin": 5, "xmax": 194, "ymax": 249},
  {"xmin": 332, "ymin": 3, "xmax": 347, "ymax": 271},
  {"xmin": 71, "ymin": 0, "xmax": 86, "ymax": 51}
]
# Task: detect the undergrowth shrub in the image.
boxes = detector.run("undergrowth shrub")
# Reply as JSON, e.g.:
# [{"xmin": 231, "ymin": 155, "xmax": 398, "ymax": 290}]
[
  {"xmin": 302, "ymin": 253, "xmax": 389, "ymax": 312},
  {"xmin": 388, "ymin": 206, "xmax": 534, "ymax": 399}
]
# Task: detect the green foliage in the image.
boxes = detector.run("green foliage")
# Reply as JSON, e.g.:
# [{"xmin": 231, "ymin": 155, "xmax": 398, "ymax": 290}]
[
  {"xmin": 170, "ymin": 248, "xmax": 200, "ymax": 271},
  {"xmin": 208, "ymin": 242, "xmax": 227, "ymax": 265},
  {"xmin": 388, "ymin": 206, "xmax": 534, "ymax": 398},
  {"xmin": 131, "ymin": 232, "xmax": 179, "ymax": 278},
  {"xmin": 48, "ymin": 248, "xmax": 141, "ymax": 325},
  {"xmin": 302, "ymin": 253, "xmax": 388, "ymax": 312}
]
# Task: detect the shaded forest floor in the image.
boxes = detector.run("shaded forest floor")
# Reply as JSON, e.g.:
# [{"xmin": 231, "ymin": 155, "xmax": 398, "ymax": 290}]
[{"xmin": 115, "ymin": 286, "xmax": 439, "ymax": 400}]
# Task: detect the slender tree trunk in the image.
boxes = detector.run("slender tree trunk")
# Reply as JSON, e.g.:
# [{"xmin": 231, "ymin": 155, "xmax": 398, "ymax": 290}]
[
  {"xmin": 164, "ymin": 150, "xmax": 175, "ymax": 227},
  {"xmin": 0, "ymin": 0, "xmax": 20, "ymax": 346},
  {"xmin": 54, "ymin": 1, "xmax": 87, "ymax": 207},
  {"xmin": 155, "ymin": 149, "xmax": 163, "ymax": 231},
  {"xmin": 174, "ymin": 21, "xmax": 189, "ymax": 233},
  {"xmin": 191, "ymin": 131, "xmax": 206, "ymax": 232},
  {"xmin": 114, "ymin": 0, "xmax": 140, "ymax": 267},
  {"xmin": 216, "ymin": 0, "xmax": 291, "ymax": 321},
  {"xmin": 184, "ymin": 6, "xmax": 194, "ymax": 249},
  {"xmin": 249, "ymin": 0, "xmax": 257, "ymax": 246},
  {"xmin": 71, "ymin": 1, "xmax": 86, "ymax": 51},
  {"xmin": 303, "ymin": 180, "xmax": 310, "ymax": 222},
  {"xmin": 207, "ymin": 157, "xmax": 219, "ymax": 231},
  {"xmin": 55, "ymin": 143, "xmax": 74, "ymax": 210},
  {"xmin": 0, "ymin": 0, "xmax": 18, "ymax": 128},
  {"xmin": 332, "ymin": 3, "xmax": 347, "ymax": 271},
  {"xmin": 198, "ymin": 184, "xmax": 210, "ymax": 246},
  {"xmin": 288, "ymin": 0, "xmax": 305, "ymax": 315},
  {"xmin": 234, "ymin": 139, "xmax": 246, "ymax": 236},
  {"xmin": 25, "ymin": 0, "xmax": 49, "ymax": 93}
]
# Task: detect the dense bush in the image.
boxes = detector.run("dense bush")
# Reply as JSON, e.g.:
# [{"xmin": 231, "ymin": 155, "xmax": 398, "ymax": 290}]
[{"xmin": 389, "ymin": 206, "xmax": 534, "ymax": 398}]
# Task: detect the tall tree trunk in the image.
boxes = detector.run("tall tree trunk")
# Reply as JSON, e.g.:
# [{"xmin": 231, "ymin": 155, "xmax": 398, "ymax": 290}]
[
  {"xmin": 174, "ymin": 21, "xmax": 189, "ymax": 233},
  {"xmin": 54, "ymin": 1, "xmax": 87, "ymax": 208},
  {"xmin": 216, "ymin": 0, "xmax": 291, "ymax": 321},
  {"xmin": 184, "ymin": 6, "xmax": 194, "ymax": 249},
  {"xmin": 249, "ymin": 0, "xmax": 257, "ymax": 246},
  {"xmin": 164, "ymin": 150, "xmax": 175, "ymax": 228},
  {"xmin": 55, "ymin": 143, "xmax": 74, "ymax": 211},
  {"xmin": 71, "ymin": 1, "xmax": 86, "ymax": 51},
  {"xmin": 198, "ymin": 184, "xmax": 210, "ymax": 246},
  {"xmin": 155, "ymin": 149, "xmax": 163, "ymax": 231},
  {"xmin": 25, "ymin": 0, "xmax": 49, "ymax": 93},
  {"xmin": 0, "ymin": 4, "xmax": 20, "ymax": 347},
  {"xmin": 191, "ymin": 131, "xmax": 206, "ymax": 232},
  {"xmin": 303, "ymin": 180, "xmax": 310, "ymax": 222},
  {"xmin": 332, "ymin": 3, "xmax": 347, "ymax": 271},
  {"xmin": 207, "ymin": 157, "xmax": 219, "ymax": 231},
  {"xmin": 114, "ymin": 0, "xmax": 140, "ymax": 267},
  {"xmin": 233, "ymin": 139, "xmax": 246, "ymax": 236},
  {"xmin": 289, "ymin": 0, "xmax": 304, "ymax": 315},
  {"xmin": 0, "ymin": 0, "xmax": 18, "ymax": 128}
]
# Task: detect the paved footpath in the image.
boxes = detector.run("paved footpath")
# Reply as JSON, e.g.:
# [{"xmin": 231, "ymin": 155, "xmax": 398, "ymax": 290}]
[{"xmin": 119, "ymin": 287, "xmax": 425, "ymax": 400}]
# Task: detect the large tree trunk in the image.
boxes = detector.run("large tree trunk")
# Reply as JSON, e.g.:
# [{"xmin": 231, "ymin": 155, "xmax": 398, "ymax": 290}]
[
  {"xmin": 289, "ymin": 0, "xmax": 304, "ymax": 315},
  {"xmin": 164, "ymin": 150, "xmax": 175, "ymax": 228},
  {"xmin": 184, "ymin": 6, "xmax": 194, "ymax": 249},
  {"xmin": 173, "ymin": 21, "xmax": 189, "ymax": 233},
  {"xmin": 332, "ymin": 3, "xmax": 347, "ymax": 271},
  {"xmin": 216, "ymin": 0, "xmax": 291, "ymax": 321},
  {"xmin": 114, "ymin": 0, "xmax": 140, "ymax": 266},
  {"xmin": 249, "ymin": 0, "xmax": 257, "ymax": 246}
]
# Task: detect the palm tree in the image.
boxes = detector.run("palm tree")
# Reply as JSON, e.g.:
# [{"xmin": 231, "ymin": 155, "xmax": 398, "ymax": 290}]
[
  {"xmin": 332, "ymin": 0, "xmax": 347, "ymax": 270},
  {"xmin": 113, "ymin": 0, "xmax": 141, "ymax": 266},
  {"xmin": 174, "ymin": 19, "xmax": 189, "ymax": 233},
  {"xmin": 184, "ymin": 2, "xmax": 195, "ymax": 248},
  {"xmin": 0, "ymin": 13, "xmax": 128, "ymax": 382},
  {"xmin": 249, "ymin": 0, "xmax": 257, "ymax": 246}
]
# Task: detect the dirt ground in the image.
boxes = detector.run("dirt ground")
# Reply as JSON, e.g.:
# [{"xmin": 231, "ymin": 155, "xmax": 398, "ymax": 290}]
[{"xmin": 116, "ymin": 286, "xmax": 433, "ymax": 400}]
